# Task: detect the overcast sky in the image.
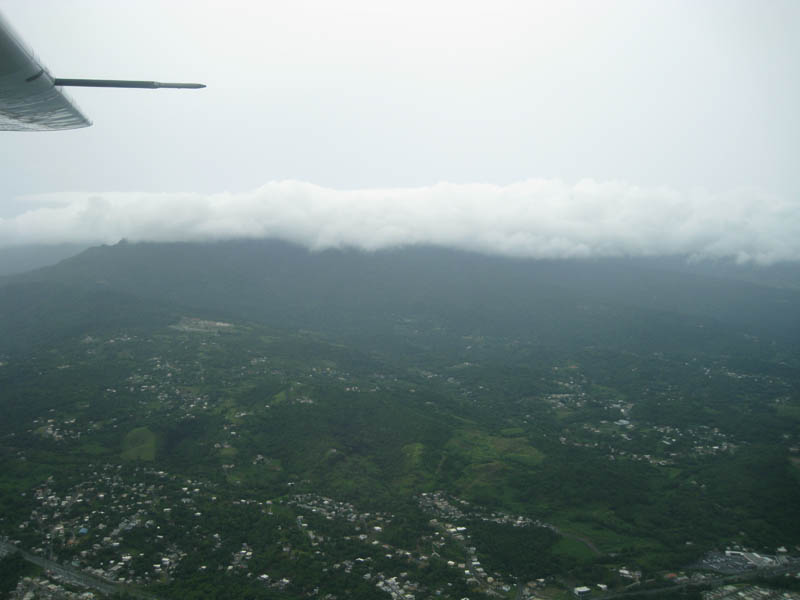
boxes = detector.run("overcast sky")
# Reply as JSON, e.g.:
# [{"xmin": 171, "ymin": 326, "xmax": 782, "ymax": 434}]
[{"xmin": 1, "ymin": 0, "xmax": 798, "ymax": 263}]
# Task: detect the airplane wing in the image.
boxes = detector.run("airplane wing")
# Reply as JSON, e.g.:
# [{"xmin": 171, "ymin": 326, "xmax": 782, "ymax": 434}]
[
  {"xmin": 0, "ymin": 11, "xmax": 91, "ymax": 131},
  {"xmin": 0, "ymin": 11, "xmax": 204, "ymax": 132}
]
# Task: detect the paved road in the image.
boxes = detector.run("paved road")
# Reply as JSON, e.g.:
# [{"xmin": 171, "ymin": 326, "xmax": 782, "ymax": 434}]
[
  {"xmin": 510, "ymin": 563, "xmax": 799, "ymax": 600},
  {"xmin": 592, "ymin": 564, "xmax": 800, "ymax": 600},
  {"xmin": 0, "ymin": 540, "xmax": 157, "ymax": 599}
]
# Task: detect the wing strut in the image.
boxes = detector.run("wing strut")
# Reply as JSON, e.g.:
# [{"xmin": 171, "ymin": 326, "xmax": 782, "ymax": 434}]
[{"xmin": 54, "ymin": 78, "xmax": 205, "ymax": 89}]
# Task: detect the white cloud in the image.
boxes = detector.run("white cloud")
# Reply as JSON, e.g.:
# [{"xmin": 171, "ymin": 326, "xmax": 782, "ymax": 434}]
[{"xmin": 2, "ymin": 180, "xmax": 798, "ymax": 264}]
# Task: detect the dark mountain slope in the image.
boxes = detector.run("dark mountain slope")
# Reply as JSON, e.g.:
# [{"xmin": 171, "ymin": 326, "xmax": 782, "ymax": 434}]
[
  {"xmin": 0, "ymin": 280, "xmax": 176, "ymax": 356},
  {"xmin": 2, "ymin": 239, "xmax": 798, "ymax": 357}
]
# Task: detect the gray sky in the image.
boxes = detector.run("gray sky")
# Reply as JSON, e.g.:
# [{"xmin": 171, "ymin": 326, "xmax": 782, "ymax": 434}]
[{"xmin": 1, "ymin": 0, "xmax": 798, "ymax": 262}]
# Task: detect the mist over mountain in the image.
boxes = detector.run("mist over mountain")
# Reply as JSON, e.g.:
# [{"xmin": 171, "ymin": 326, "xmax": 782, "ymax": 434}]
[
  {"xmin": 5, "ymin": 180, "xmax": 799, "ymax": 265},
  {"xmin": 0, "ymin": 243, "xmax": 87, "ymax": 276}
]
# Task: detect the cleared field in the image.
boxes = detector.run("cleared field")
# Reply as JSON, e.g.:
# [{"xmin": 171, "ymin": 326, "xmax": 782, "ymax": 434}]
[
  {"xmin": 121, "ymin": 427, "xmax": 157, "ymax": 461},
  {"xmin": 446, "ymin": 429, "xmax": 545, "ymax": 466},
  {"xmin": 552, "ymin": 536, "xmax": 597, "ymax": 561}
]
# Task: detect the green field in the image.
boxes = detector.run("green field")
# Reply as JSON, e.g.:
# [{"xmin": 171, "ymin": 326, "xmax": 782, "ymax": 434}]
[
  {"xmin": 121, "ymin": 427, "xmax": 157, "ymax": 461},
  {"xmin": 777, "ymin": 404, "xmax": 800, "ymax": 420}
]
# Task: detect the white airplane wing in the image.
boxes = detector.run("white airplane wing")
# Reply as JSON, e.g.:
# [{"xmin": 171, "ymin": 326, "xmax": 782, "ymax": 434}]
[
  {"xmin": 0, "ymin": 12, "xmax": 90, "ymax": 131},
  {"xmin": 0, "ymin": 11, "xmax": 203, "ymax": 132}
]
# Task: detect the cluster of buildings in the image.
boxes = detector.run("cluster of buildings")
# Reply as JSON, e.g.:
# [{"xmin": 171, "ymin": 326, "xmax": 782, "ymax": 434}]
[
  {"xmin": 419, "ymin": 491, "xmax": 563, "ymax": 596},
  {"xmin": 419, "ymin": 491, "xmax": 541, "ymax": 531},
  {"xmin": 695, "ymin": 549, "xmax": 796, "ymax": 574},
  {"xmin": 8, "ymin": 576, "xmax": 98, "ymax": 600},
  {"xmin": 704, "ymin": 585, "xmax": 800, "ymax": 600},
  {"xmin": 289, "ymin": 494, "xmax": 393, "ymax": 526},
  {"xmin": 13, "ymin": 465, "xmax": 198, "ymax": 586},
  {"xmin": 543, "ymin": 373, "xmax": 741, "ymax": 467},
  {"xmin": 374, "ymin": 573, "xmax": 421, "ymax": 599}
]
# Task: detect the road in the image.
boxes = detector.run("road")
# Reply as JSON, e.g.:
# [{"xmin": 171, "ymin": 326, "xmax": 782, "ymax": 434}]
[
  {"xmin": 511, "ymin": 562, "xmax": 799, "ymax": 600},
  {"xmin": 592, "ymin": 564, "xmax": 800, "ymax": 600},
  {"xmin": 0, "ymin": 539, "xmax": 157, "ymax": 599}
]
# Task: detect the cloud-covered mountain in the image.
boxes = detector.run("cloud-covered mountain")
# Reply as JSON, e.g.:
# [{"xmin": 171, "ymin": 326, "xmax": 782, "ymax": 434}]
[{"xmin": 3, "ymin": 179, "xmax": 798, "ymax": 264}]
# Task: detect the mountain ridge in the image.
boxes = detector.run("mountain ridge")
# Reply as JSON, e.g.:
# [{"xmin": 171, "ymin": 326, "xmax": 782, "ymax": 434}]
[{"xmin": 2, "ymin": 238, "xmax": 799, "ymax": 358}]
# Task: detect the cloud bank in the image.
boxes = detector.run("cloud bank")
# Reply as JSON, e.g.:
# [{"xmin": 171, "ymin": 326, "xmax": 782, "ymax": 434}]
[{"xmin": 2, "ymin": 180, "xmax": 798, "ymax": 264}]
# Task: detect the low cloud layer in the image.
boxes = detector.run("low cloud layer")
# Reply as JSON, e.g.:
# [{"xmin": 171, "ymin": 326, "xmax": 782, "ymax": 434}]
[{"xmin": 2, "ymin": 180, "xmax": 798, "ymax": 264}]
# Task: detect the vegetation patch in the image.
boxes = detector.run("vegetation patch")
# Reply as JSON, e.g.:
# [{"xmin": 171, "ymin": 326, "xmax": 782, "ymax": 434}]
[
  {"xmin": 777, "ymin": 404, "xmax": 800, "ymax": 420},
  {"xmin": 0, "ymin": 552, "xmax": 41, "ymax": 599},
  {"xmin": 500, "ymin": 427, "xmax": 524, "ymax": 436},
  {"xmin": 219, "ymin": 446, "xmax": 238, "ymax": 458},
  {"xmin": 121, "ymin": 427, "xmax": 157, "ymax": 461},
  {"xmin": 552, "ymin": 536, "xmax": 597, "ymax": 561},
  {"xmin": 402, "ymin": 442, "xmax": 424, "ymax": 467},
  {"xmin": 447, "ymin": 429, "xmax": 544, "ymax": 466},
  {"xmin": 469, "ymin": 519, "xmax": 563, "ymax": 579},
  {"xmin": 80, "ymin": 442, "xmax": 111, "ymax": 456}
]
